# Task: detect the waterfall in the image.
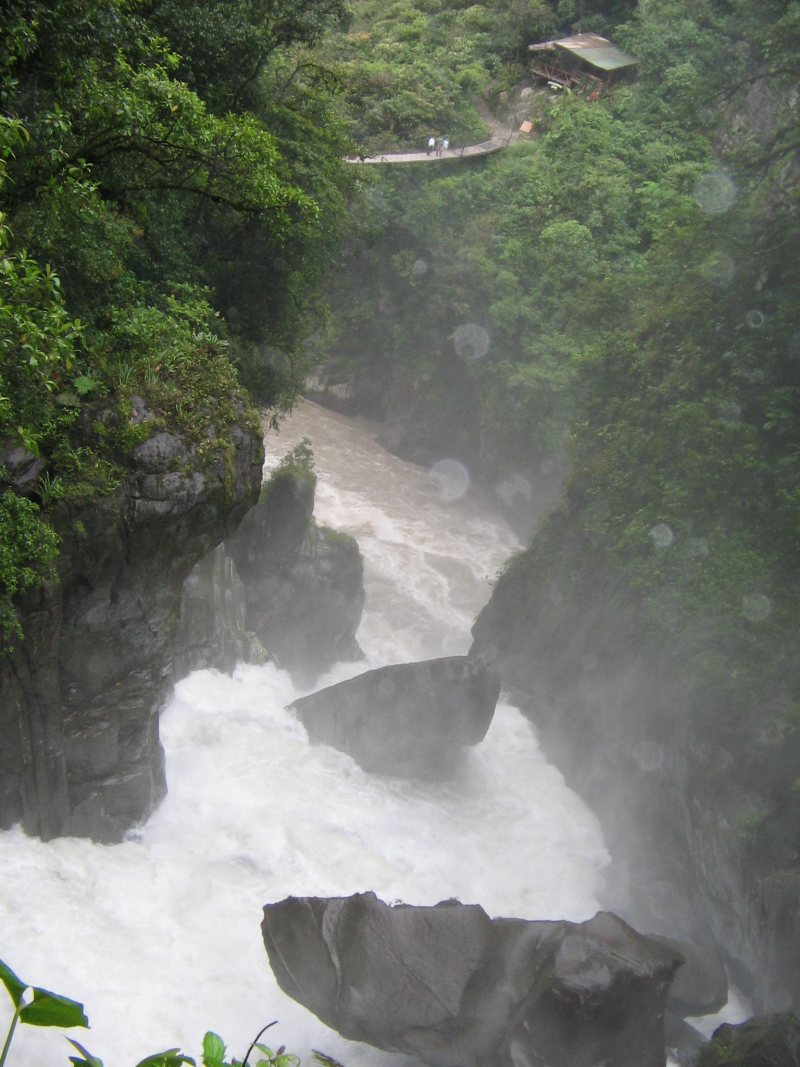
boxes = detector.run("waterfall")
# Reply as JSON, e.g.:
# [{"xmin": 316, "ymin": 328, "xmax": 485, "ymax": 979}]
[{"xmin": 0, "ymin": 401, "xmax": 609, "ymax": 1067}]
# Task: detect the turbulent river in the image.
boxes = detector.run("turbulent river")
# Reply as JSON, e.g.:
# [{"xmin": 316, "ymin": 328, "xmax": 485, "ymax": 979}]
[{"xmin": 0, "ymin": 401, "xmax": 609, "ymax": 1067}]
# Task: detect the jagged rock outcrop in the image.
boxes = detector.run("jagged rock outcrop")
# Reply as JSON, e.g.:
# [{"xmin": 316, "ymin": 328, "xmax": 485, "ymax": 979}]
[
  {"xmin": 173, "ymin": 544, "xmax": 266, "ymax": 678},
  {"xmin": 288, "ymin": 654, "xmax": 500, "ymax": 777},
  {"xmin": 225, "ymin": 463, "xmax": 364, "ymax": 686},
  {"xmin": 0, "ymin": 416, "xmax": 263, "ymax": 843},
  {"xmin": 261, "ymin": 892, "xmax": 682, "ymax": 1067},
  {"xmin": 470, "ymin": 519, "xmax": 800, "ymax": 1014},
  {"xmin": 697, "ymin": 1013, "xmax": 800, "ymax": 1067}
]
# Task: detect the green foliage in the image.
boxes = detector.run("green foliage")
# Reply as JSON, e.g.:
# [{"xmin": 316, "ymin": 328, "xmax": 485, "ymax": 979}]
[
  {"xmin": 314, "ymin": 0, "xmax": 800, "ymax": 747},
  {"xmin": 316, "ymin": 0, "xmax": 559, "ymax": 151},
  {"xmin": 0, "ymin": 490, "xmax": 60, "ymax": 649},
  {"xmin": 263, "ymin": 438, "xmax": 317, "ymax": 500},
  {"xmin": 0, "ymin": 0, "xmax": 356, "ymax": 644},
  {"xmin": 0, "ymin": 956, "xmax": 318, "ymax": 1067},
  {"xmin": 0, "ymin": 957, "xmax": 88, "ymax": 1067}
]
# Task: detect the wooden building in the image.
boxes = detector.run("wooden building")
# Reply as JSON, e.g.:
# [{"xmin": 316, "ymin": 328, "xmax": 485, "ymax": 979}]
[{"xmin": 529, "ymin": 32, "xmax": 638, "ymax": 92}]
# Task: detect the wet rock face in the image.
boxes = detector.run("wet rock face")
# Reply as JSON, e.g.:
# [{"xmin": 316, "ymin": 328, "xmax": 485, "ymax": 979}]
[
  {"xmin": 173, "ymin": 544, "xmax": 267, "ymax": 678},
  {"xmin": 288, "ymin": 655, "xmax": 500, "ymax": 777},
  {"xmin": 469, "ymin": 528, "xmax": 800, "ymax": 1014},
  {"xmin": 225, "ymin": 470, "xmax": 365, "ymax": 687},
  {"xmin": 0, "ymin": 419, "xmax": 263, "ymax": 843},
  {"xmin": 261, "ymin": 892, "xmax": 682, "ymax": 1067}
]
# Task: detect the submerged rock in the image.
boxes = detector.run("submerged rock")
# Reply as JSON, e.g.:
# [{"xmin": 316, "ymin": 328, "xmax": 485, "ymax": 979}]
[
  {"xmin": 288, "ymin": 655, "xmax": 500, "ymax": 777},
  {"xmin": 261, "ymin": 892, "xmax": 682, "ymax": 1067},
  {"xmin": 697, "ymin": 1012, "xmax": 800, "ymax": 1067}
]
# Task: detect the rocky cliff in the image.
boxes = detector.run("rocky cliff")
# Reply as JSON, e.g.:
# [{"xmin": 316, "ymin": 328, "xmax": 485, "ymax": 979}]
[
  {"xmin": 224, "ymin": 457, "xmax": 365, "ymax": 687},
  {"xmin": 471, "ymin": 513, "xmax": 800, "ymax": 1015},
  {"xmin": 0, "ymin": 418, "xmax": 264, "ymax": 843}
]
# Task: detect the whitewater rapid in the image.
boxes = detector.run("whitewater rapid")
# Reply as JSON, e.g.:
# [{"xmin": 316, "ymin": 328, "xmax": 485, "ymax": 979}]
[{"xmin": 0, "ymin": 402, "xmax": 609, "ymax": 1067}]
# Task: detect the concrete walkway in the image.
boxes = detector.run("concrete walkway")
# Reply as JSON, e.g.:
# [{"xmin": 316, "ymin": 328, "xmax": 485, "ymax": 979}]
[{"xmin": 345, "ymin": 137, "xmax": 511, "ymax": 165}]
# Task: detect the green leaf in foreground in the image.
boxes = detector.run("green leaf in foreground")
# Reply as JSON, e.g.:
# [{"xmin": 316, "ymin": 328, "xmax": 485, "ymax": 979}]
[
  {"xmin": 0, "ymin": 960, "xmax": 26, "ymax": 1009},
  {"xmin": 202, "ymin": 1032, "xmax": 227, "ymax": 1067},
  {"xmin": 135, "ymin": 1048, "xmax": 196, "ymax": 1067},
  {"xmin": 19, "ymin": 987, "xmax": 89, "ymax": 1028},
  {"xmin": 67, "ymin": 1037, "xmax": 105, "ymax": 1067}
]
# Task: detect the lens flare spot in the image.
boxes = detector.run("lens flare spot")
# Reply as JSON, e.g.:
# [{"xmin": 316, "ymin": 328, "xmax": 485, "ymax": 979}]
[
  {"xmin": 452, "ymin": 323, "xmax": 490, "ymax": 363},
  {"xmin": 633, "ymin": 741, "xmax": 664, "ymax": 773},
  {"xmin": 412, "ymin": 259, "xmax": 429, "ymax": 277},
  {"xmin": 686, "ymin": 537, "xmax": 710, "ymax": 559},
  {"xmin": 701, "ymin": 251, "xmax": 735, "ymax": 287},
  {"xmin": 430, "ymin": 458, "xmax": 470, "ymax": 501},
  {"xmin": 741, "ymin": 593, "xmax": 772, "ymax": 623},
  {"xmin": 649, "ymin": 523, "xmax": 674, "ymax": 549},
  {"xmin": 717, "ymin": 399, "xmax": 742, "ymax": 421},
  {"xmin": 693, "ymin": 170, "xmax": 737, "ymax": 215},
  {"xmin": 497, "ymin": 473, "xmax": 532, "ymax": 509}
]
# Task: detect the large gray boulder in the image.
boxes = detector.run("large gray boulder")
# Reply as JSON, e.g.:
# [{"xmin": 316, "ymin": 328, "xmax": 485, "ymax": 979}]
[
  {"xmin": 288, "ymin": 655, "xmax": 500, "ymax": 777},
  {"xmin": 261, "ymin": 892, "xmax": 682, "ymax": 1067}
]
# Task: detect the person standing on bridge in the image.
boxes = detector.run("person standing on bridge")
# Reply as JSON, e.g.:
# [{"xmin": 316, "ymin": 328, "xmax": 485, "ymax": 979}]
[
  {"xmin": 442, "ymin": 137, "xmax": 450, "ymax": 153},
  {"xmin": 427, "ymin": 136, "xmax": 435, "ymax": 155}
]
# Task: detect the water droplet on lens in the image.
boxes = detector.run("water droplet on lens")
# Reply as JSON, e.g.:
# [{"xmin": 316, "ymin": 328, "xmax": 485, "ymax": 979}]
[
  {"xmin": 430, "ymin": 458, "xmax": 470, "ymax": 501},
  {"xmin": 497, "ymin": 473, "xmax": 532, "ymax": 508},
  {"xmin": 746, "ymin": 309, "xmax": 765, "ymax": 329},
  {"xmin": 701, "ymin": 251, "xmax": 735, "ymax": 286},
  {"xmin": 741, "ymin": 593, "xmax": 772, "ymax": 622},
  {"xmin": 412, "ymin": 259, "xmax": 428, "ymax": 277},
  {"xmin": 693, "ymin": 170, "xmax": 737, "ymax": 215},
  {"xmin": 686, "ymin": 537, "xmax": 710, "ymax": 558},
  {"xmin": 649, "ymin": 523, "xmax": 674, "ymax": 549},
  {"xmin": 452, "ymin": 323, "xmax": 490, "ymax": 362},
  {"xmin": 717, "ymin": 399, "xmax": 741, "ymax": 421},
  {"xmin": 633, "ymin": 740, "xmax": 664, "ymax": 772}
]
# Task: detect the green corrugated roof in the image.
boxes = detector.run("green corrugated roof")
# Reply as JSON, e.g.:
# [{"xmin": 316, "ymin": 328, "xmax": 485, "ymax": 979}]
[{"xmin": 554, "ymin": 33, "xmax": 638, "ymax": 72}]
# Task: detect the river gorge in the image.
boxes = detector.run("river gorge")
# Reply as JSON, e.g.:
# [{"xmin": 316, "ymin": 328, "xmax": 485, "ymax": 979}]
[{"xmin": 0, "ymin": 402, "xmax": 612, "ymax": 1066}]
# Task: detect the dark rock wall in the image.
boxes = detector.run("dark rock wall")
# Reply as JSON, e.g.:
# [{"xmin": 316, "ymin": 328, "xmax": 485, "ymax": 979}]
[
  {"xmin": 173, "ymin": 544, "xmax": 266, "ymax": 678},
  {"xmin": 226, "ymin": 469, "xmax": 365, "ymax": 687},
  {"xmin": 0, "ymin": 420, "xmax": 263, "ymax": 842},
  {"xmin": 470, "ymin": 522, "xmax": 800, "ymax": 1014}
]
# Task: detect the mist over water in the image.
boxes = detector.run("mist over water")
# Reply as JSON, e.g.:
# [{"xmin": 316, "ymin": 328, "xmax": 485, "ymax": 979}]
[{"xmin": 0, "ymin": 401, "xmax": 608, "ymax": 1067}]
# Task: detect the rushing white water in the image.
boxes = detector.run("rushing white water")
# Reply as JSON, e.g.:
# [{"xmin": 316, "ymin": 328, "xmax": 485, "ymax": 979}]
[{"xmin": 0, "ymin": 401, "xmax": 609, "ymax": 1067}]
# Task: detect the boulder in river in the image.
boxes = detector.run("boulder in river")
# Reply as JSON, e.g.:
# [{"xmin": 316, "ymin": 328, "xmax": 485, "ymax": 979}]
[
  {"xmin": 696, "ymin": 1012, "xmax": 800, "ymax": 1067},
  {"xmin": 261, "ymin": 892, "xmax": 682, "ymax": 1067},
  {"xmin": 288, "ymin": 655, "xmax": 500, "ymax": 777}
]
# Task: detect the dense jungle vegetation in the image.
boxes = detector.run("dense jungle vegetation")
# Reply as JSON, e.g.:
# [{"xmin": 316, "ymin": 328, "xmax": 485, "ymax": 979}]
[
  {"xmin": 313, "ymin": 0, "xmax": 800, "ymax": 739},
  {"xmin": 0, "ymin": 0, "xmax": 358, "ymax": 644},
  {"xmin": 1, "ymin": 0, "xmax": 799, "ymax": 730}
]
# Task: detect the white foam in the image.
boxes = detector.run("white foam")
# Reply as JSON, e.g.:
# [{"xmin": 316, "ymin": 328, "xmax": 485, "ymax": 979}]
[{"xmin": 0, "ymin": 402, "xmax": 609, "ymax": 1067}]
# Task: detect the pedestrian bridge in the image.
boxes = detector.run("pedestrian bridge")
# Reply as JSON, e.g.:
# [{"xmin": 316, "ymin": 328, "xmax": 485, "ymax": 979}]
[{"xmin": 345, "ymin": 138, "xmax": 508, "ymax": 164}]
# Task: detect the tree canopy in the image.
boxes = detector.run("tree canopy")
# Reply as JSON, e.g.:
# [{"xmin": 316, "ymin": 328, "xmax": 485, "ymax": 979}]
[{"xmin": 0, "ymin": 0, "xmax": 357, "ymax": 644}]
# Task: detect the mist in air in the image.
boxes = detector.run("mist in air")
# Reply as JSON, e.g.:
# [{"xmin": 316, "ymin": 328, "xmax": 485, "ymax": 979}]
[{"xmin": 0, "ymin": 402, "xmax": 608, "ymax": 1067}]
